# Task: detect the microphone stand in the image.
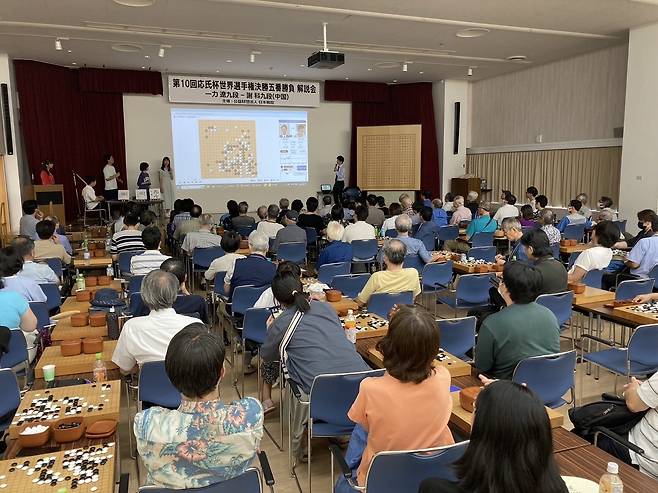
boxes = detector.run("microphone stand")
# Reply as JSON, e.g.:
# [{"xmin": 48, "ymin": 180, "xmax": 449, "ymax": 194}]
[{"xmin": 72, "ymin": 171, "xmax": 88, "ymax": 220}]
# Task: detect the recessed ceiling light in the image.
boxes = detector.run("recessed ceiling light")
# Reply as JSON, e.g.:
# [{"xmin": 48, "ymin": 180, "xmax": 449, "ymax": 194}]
[
  {"xmin": 144, "ymin": 55, "xmax": 150, "ymax": 58},
  {"xmin": 226, "ymin": 59, "xmax": 232, "ymax": 63},
  {"xmin": 300, "ymin": 64, "xmax": 305, "ymax": 67},
  {"xmin": 67, "ymin": 50, "xmax": 72, "ymax": 54},
  {"xmin": 141, "ymin": 66, "xmax": 146, "ymax": 69},
  {"xmin": 72, "ymin": 62, "xmax": 77, "ymax": 65},
  {"xmin": 55, "ymin": 39, "xmax": 62, "ymax": 51},
  {"xmin": 216, "ymin": 69, "xmax": 220, "ymax": 73},
  {"xmin": 367, "ymin": 68, "xmax": 372, "ymax": 71},
  {"xmin": 283, "ymin": 74, "xmax": 287, "ymax": 77},
  {"xmin": 419, "ymin": 71, "xmax": 424, "ymax": 74},
  {"xmin": 506, "ymin": 55, "xmax": 528, "ymax": 62},
  {"xmin": 402, "ymin": 63, "xmax": 408, "ymax": 72},
  {"xmin": 158, "ymin": 46, "xmax": 165, "ymax": 58},
  {"xmin": 112, "ymin": 0, "xmax": 156, "ymax": 6},
  {"xmin": 392, "ymin": 79, "xmax": 397, "ymax": 83},
  {"xmin": 345, "ymin": 77, "xmax": 349, "ymax": 80},
  {"xmin": 456, "ymin": 28, "xmax": 490, "ymax": 38},
  {"xmin": 111, "ymin": 43, "xmax": 142, "ymax": 53}
]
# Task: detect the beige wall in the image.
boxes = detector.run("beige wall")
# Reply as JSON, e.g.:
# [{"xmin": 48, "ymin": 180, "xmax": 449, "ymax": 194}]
[{"xmin": 470, "ymin": 45, "xmax": 628, "ymax": 147}]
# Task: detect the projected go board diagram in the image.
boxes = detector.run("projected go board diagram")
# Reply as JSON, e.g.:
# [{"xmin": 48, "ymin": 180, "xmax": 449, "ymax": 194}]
[{"xmin": 199, "ymin": 120, "xmax": 258, "ymax": 179}]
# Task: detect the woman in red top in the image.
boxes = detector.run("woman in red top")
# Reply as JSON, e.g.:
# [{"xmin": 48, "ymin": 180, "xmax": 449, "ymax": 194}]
[{"xmin": 39, "ymin": 160, "xmax": 55, "ymax": 185}]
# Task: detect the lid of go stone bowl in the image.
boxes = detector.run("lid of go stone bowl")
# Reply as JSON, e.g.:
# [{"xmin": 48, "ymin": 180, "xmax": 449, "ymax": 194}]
[{"xmin": 90, "ymin": 288, "xmax": 125, "ymax": 308}]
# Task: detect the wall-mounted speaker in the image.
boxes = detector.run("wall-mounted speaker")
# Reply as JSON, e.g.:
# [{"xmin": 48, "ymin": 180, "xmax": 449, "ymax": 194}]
[
  {"xmin": 0, "ymin": 83, "xmax": 13, "ymax": 155},
  {"xmin": 453, "ymin": 101, "xmax": 460, "ymax": 155}
]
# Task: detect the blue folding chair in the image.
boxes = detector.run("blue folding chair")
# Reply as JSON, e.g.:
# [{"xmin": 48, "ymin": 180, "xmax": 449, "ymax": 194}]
[
  {"xmin": 236, "ymin": 225, "xmax": 256, "ymax": 239},
  {"xmin": 613, "ymin": 220, "xmax": 627, "ymax": 235},
  {"xmin": 43, "ymin": 258, "xmax": 63, "ymax": 278},
  {"xmin": 231, "ymin": 285, "xmax": 269, "ymax": 318},
  {"xmin": 513, "ymin": 350, "xmax": 577, "ymax": 408},
  {"xmin": 317, "ymin": 262, "xmax": 351, "ymax": 285},
  {"xmin": 351, "ymin": 239, "xmax": 379, "ymax": 271},
  {"xmin": 402, "ymin": 255, "xmax": 425, "ymax": 275},
  {"xmin": 305, "ymin": 227, "xmax": 318, "ymax": 249},
  {"xmin": 367, "ymin": 291, "xmax": 414, "ymax": 318},
  {"xmin": 39, "ymin": 283, "xmax": 61, "ymax": 313},
  {"xmin": 564, "ymin": 223, "xmax": 585, "ymax": 241},
  {"xmin": 419, "ymin": 234, "xmax": 437, "ymax": 252},
  {"xmin": 0, "ymin": 329, "xmax": 30, "ymax": 385},
  {"xmin": 276, "ymin": 242, "xmax": 307, "ymax": 264},
  {"xmin": 468, "ymin": 246, "xmax": 496, "ymax": 263},
  {"xmin": 551, "ymin": 243, "xmax": 560, "ymax": 260},
  {"xmin": 331, "ymin": 274, "xmax": 371, "ymax": 299},
  {"xmin": 137, "ymin": 360, "xmax": 181, "ymax": 410},
  {"xmin": 649, "ymin": 264, "xmax": 658, "ymax": 291},
  {"xmin": 437, "ymin": 274, "xmax": 494, "ymax": 317},
  {"xmin": 332, "ymin": 441, "xmax": 469, "ymax": 493},
  {"xmin": 0, "ymin": 368, "xmax": 21, "ymax": 434},
  {"xmin": 384, "ymin": 229, "xmax": 397, "ymax": 238},
  {"xmin": 127, "ymin": 275, "xmax": 145, "ymax": 294},
  {"xmin": 536, "ymin": 291, "xmax": 574, "ymax": 332},
  {"xmin": 437, "ymin": 225, "xmax": 459, "ymax": 248},
  {"xmin": 29, "ymin": 301, "xmax": 55, "ymax": 336},
  {"xmin": 615, "ymin": 278, "xmax": 654, "ymax": 300},
  {"xmin": 192, "ymin": 246, "xmax": 225, "ymax": 290},
  {"xmin": 567, "ymin": 252, "xmax": 580, "ymax": 269},
  {"xmin": 437, "ymin": 316, "xmax": 476, "ymax": 361},
  {"xmin": 241, "ymin": 308, "xmax": 271, "ymax": 394},
  {"xmin": 118, "ymin": 251, "xmax": 141, "ymax": 277},
  {"xmin": 421, "ymin": 262, "xmax": 453, "ymax": 294},
  {"xmin": 470, "ymin": 232, "xmax": 494, "ymax": 247},
  {"xmin": 583, "ymin": 269, "xmax": 604, "ymax": 289}
]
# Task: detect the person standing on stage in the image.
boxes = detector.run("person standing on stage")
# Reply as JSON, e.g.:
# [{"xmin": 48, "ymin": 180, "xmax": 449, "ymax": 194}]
[
  {"xmin": 159, "ymin": 156, "xmax": 175, "ymax": 212},
  {"xmin": 137, "ymin": 162, "xmax": 152, "ymax": 191},
  {"xmin": 333, "ymin": 155, "xmax": 346, "ymax": 206},
  {"xmin": 39, "ymin": 160, "xmax": 55, "ymax": 185},
  {"xmin": 103, "ymin": 154, "xmax": 122, "ymax": 201}
]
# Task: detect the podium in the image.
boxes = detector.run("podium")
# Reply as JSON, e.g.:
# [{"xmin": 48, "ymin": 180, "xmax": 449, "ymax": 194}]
[
  {"xmin": 32, "ymin": 185, "xmax": 66, "ymax": 225},
  {"xmin": 451, "ymin": 178, "xmax": 482, "ymax": 199}
]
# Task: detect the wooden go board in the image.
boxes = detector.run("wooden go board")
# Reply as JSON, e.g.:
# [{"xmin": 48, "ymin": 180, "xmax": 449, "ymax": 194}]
[
  {"xmin": 613, "ymin": 302, "xmax": 658, "ymax": 325},
  {"xmin": 356, "ymin": 124, "xmax": 421, "ymax": 191},
  {"xmin": 51, "ymin": 323, "xmax": 107, "ymax": 343},
  {"xmin": 73, "ymin": 257, "xmax": 112, "ymax": 269},
  {"xmin": 339, "ymin": 313, "xmax": 389, "ymax": 340},
  {"xmin": 368, "ymin": 347, "xmax": 471, "ymax": 377},
  {"xmin": 9, "ymin": 381, "xmax": 120, "ymax": 439},
  {"xmin": 35, "ymin": 342, "xmax": 118, "ymax": 379},
  {"xmin": 0, "ymin": 442, "xmax": 116, "ymax": 492},
  {"xmin": 328, "ymin": 298, "xmax": 360, "ymax": 316},
  {"xmin": 572, "ymin": 286, "xmax": 615, "ymax": 305}
]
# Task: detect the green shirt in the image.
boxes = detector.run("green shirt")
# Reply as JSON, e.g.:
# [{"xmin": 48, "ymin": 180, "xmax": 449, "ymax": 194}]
[{"xmin": 474, "ymin": 302, "xmax": 560, "ymax": 380}]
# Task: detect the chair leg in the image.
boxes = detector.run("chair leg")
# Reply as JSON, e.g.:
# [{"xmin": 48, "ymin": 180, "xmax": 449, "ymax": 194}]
[{"xmin": 308, "ymin": 421, "xmax": 312, "ymax": 493}]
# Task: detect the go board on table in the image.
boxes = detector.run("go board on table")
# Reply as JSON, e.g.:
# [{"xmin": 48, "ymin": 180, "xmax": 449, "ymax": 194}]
[
  {"xmin": 572, "ymin": 286, "xmax": 615, "ymax": 305},
  {"xmin": 35, "ymin": 342, "xmax": 118, "ymax": 379},
  {"xmin": 8, "ymin": 382, "xmax": 120, "ymax": 439},
  {"xmin": 73, "ymin": 258, "xmax": 112, "ymax": 270},
  {"xmin": 613, "ymin": 301, "xmax": 658, "ymax": 325},
  {"xmin": 339, "ymin": 313, "xmax": 388, "ymax": 340},
  {"xmin": 0, "ymin": 442, "xmax": 116, "ymax": 492},
  {"xmin": 365, "ymin": 344, "xmax": 471, "ymax": 378},
  {"xmin": 51, "ymin": 321, "xmax": 107, "ymax": 343}
]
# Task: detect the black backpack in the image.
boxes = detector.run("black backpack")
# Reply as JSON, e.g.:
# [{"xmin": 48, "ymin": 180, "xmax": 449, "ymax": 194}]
[{"xmin": 569, "ymin": 394, "xmax": 647, "ymax": 443}]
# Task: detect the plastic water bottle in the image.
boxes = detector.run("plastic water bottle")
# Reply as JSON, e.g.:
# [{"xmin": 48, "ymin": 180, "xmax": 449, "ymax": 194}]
[
  {"xmin": 75, "ymin": 270, "xmax": 85, "ymax": 291},
  {"xmin": 92, "ymin": 353, "xmax": 107, "ymax": 382},
  {"xmin": 344, "ymin": 309, "xmax": 357, "ymax": 344},
  {"xmin": 106, "ymin": 263, "xmax": 114, "ymax": 278},
  {"xmin": 107, "ymin": 306, "xmax": 120, "ymax": 340},
  {"xmin": 599, "ymin": 462, "xmax": 623, "ymax": 493}
]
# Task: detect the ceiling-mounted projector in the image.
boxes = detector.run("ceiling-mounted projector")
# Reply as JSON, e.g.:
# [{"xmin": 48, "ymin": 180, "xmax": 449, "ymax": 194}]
[{"xmin": 308, "ymin": 22, "xmax": 345, "ymax": 69}]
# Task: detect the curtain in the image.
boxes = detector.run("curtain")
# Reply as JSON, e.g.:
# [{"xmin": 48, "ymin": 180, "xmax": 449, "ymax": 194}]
[
  {"xmin": 78, "ymin": 68, "xmax": 163, "ymax": 95},
  {"xmin": 467, "ymin": 147, "xmax": 622, "ymax": 208}
]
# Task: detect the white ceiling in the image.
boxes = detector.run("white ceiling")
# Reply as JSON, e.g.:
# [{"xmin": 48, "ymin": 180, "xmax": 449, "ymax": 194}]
[{"xmin": 0, "ymin": 0, "xmax": 656, "ymax": 83}]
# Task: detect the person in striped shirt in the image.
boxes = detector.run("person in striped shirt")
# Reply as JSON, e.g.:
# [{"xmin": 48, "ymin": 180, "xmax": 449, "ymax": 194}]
[
  {"xmin": 110, "ymin": 212, "xmax": 145, "ymax": 261},
  {"xmin": 130, "ymin": 227, "xmax": 170, "ymax": 276}
]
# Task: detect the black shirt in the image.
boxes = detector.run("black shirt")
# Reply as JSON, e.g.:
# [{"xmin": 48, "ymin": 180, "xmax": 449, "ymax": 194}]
[
  {"xmin": 627, "ymin": 229, "xmax": 654, "ymax": 249},
  {"xmin": 534, "ymin": 256, "xmax": 568, "ymax": 295},
  {"xmin": 297, "ymin": 213, "xmax": 325, "ymax": 233},
  {"xmin": 419, "ymin": 478, "xmax": 466, "ymax": 493}
]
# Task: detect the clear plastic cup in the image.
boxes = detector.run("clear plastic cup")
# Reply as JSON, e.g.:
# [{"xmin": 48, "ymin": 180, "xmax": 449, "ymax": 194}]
[{"xmin": 42, "ymin": 364, "xmax": 56, "ymax": 382}]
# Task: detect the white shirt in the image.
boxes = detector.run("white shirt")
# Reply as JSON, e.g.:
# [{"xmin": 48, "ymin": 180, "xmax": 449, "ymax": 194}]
[
  {"xmin": 19, "ymin": 260, "xmax": 59, "ymax": 284},
  {"xmin": 629, "ymin": 372, "xmax": 658, "ymax": 478},
  {"xmin": 493, "ymin": 203, "xmax": 519, "ymax": 223},
  {"xmin": 181, "ymin": 230, "xmax": 223, "ymax": 254},
  {"xmin": 254, "ymin": 288, "xmax": 277, "ymax": 309},
  {"xmin": 442, "ymin": 202, "xmax": 454, "ymax": 213},
  {"xmin": 82, "ymin": 185, "xmax": 100, "ymax": 210},
  {"xmin": 342, "ymin": 221, "xmax": 376, "ymax": 243},
  {"xmin": 103, "ymin": 164, "xmax": 118, "ymax": 191},
  {"xmin": 111, "ymin": 308, "xmax": 199, "ymax": 372},
  {"xmin": 569, "ymin": 246, "xmax": 612, "ymax": 274},
  {"xmin": 382, "ymin": 215, "xmax": 399, "ymax": 234},
  {"xmin": 318, "ymin": 205, "xmax": 333, "ymax": 217},
  {"xmin": 130, "ymin": 250, "xmax": 171, "ymax": 276},
  {"xmin": 205, "ymin": 252, "xmax": 246, "ymax": 281},
  {"xmin": 335, "ymin": 163, "xmax": 346, "ymax": 181},
  {"xmin": 256, "ymin": 220, "xmax": 284, "ymax": 239}
]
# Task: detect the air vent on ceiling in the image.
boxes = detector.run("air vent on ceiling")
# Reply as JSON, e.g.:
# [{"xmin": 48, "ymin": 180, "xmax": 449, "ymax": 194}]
[
  {"xmin": 111, "ymin": 43, "xmax": 143, "ymax": 52},
  {"xmin": 112, "ymin": 0, "xmax": 156, "ymax": 6},
  {"xmin": 506, "ymin": 55, "xmax": 528, "ymax": 62}
]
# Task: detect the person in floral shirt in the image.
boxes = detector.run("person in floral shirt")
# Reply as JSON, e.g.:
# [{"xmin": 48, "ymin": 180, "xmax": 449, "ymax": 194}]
[{"xmin": 134, "ymin": 322, "xmax": 263, "ymax": 489}]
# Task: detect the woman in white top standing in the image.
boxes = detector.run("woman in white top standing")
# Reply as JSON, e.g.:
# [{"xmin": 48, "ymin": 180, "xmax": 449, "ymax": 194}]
[
  {"xmin": 567, "ymin": 220, "xmax": 619, "ymax": 284},
  {"xmin": 102, "ymin": 154, "xmax": 122, "ymax": 201},
  {"xmin": 159, "ymin": 156, "xmax": 175, "ymax": 213}
]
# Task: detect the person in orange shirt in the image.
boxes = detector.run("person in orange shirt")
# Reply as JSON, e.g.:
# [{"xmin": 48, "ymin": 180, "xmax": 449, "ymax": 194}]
[
  {"xmin": 341, "ymin": 304, "xmax": 454, "ymax": 489},
  {"xmin": 39, "ymin": 160, "xmax": 55, "ymax": 185}
]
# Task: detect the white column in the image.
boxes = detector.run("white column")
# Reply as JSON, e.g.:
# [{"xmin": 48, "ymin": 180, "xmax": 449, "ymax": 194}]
[{"xmin": 619, "ymin": 23, "xmax": 658, "ymax": 220}]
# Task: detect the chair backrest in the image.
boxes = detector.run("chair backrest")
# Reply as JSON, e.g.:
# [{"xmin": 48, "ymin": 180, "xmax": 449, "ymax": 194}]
[
  {"xmin": 43, "ymin": 258, "xmax": 63, "ymax": 278},
  {"xmin": 39, "ymin": 283, "xmax": 61, "ymax": 311},
  {"xmin": 351, "ymin": 239, "xmax": 379, "ymax": 261},
  {"xmin": 421, "ymin": 261, "xmax": 453, "ymax": 290},
  {"xmin": 365, "ymin": 441, "xmax": 470, "ymax": 492},
  {"xmin": 243, "ymin": 308, "xmax": 271, "ymax": 345},
  {"xmin": 137, "ymin": 468, "xmax": 262, "ymax": 493},
  {"xmin": 437, "ymin": 317, "xmax": 476, "ymax": 359},
  {"xmin": 613, "ymin": 219, "xmax": 627, "ymax": 234},
  {"xmin": 129, "ymin": 292, "xmax": 145, "ymax": 316},
  {"xmin": 649, "ymin": 264, "xmax": 658, "ymax": 290},
  {"xmin": 551, "ymin": 243, "xmax": 560, "ymax": 260},
  {"xmin": 0, "ymin": 368, "xmax": 21, "ymax": 425},
  {"xmin": 138, "ymin": 360, "xmax": 181, "ymax": 410},
  {"xmin": 628, "ymin": 324, "xmax": 658, "ymax": 368},
  {"xmin": 456, "ymin": 274, "xmax": 493, "ymax": 305},
  {"xmin": 236, "ymin": 225, "xmax": 256, "ymax": 239},
  {"xmin": 470, "ymin": 232, "xmax": 494, "ymax": 247},
  {"xmin": 193, "ymin": 246, "xmax": 225, "ymax": 269},
  {"xmin": 309, "ymin": 369, "xmax": 385, "ymax": 427},
  {"xmin": 331, "ymin": 274, "xmax": 371, "ymax": 299},
  {"xmin": 212, "ymin": 271, "xmax": 228, "ymax": 297},
  {"xmin": 535, "ymin": 291, "xmax": 574, "ymax": 328},
  {"xmin": 232, "ymin": 285, "xmax": 269, "ymax": 316},
  {"xmin": 384, "ymin": 229, "xmax": 397, "ymax": 238},
  {"xmin": 567, "ymin": 252, "xmax": 580, "ymax": 269},
  {"xmin": 468, "ymin": 246, "xmax": 496, "ymax": 263},
  {"xmin": 305, "ymin": 227, "xmax": 318, "ymax": 245},
  {"xmin": 419, "ymin": 234, "xmax": 437, "ymax": 252},
  {"xmin": 563, "ymin": 223, "xmax": 585, "ymax": 241},
  {"xmin": 276, "ymin": 242, "xmax": 307, "ymax": 264},
  {"xmin": 512, "ymin": 350, "xmax": 577, "ymax": 408},
  {"xmin": 317, "ymin": 262, "xmax": 351, "ymax": 285},
  {"xmin": 402, "ymin": 255, "xmax": 425, "ymax": 275},
  {"xmin": 29, "ymin": 301, "xmax": 52, "ymax": 332},
  {"xmin": 127, "ymin": 275, "xmax": 145, "ymax": 294},
  {"xmin": 367, "ymin": 292, "xmax": 414, "ymax": 318},
  {"xmin": 118, "ymin": 251, "xmax": 140, "ymax": 275},
  {"xmin": 582, "ymin": 269, "xmax": 604, "ymax": 289},
  {"xmin": 0, "ymin": 329, "xmax": 29, "ymax": 370},
  {"xmin": 616, "ymin": 278, "xmax": 654, "ymax": 301},
  {"xmin": 437, "ymin": 225, "xmax": 459, "ymax": 244}
]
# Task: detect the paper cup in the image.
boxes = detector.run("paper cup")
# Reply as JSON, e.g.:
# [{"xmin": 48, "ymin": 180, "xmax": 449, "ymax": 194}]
[
  {"xmin": 83, "ymin": 252, "xmax": 91, "ymax": 260},
  {"xmin": 42, "ymin": 364, "xmax": 56, "ymax": 382}
]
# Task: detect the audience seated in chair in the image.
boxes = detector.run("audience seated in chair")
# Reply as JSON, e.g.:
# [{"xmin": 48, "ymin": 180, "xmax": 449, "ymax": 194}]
[
  {"xmin": 493, "ymin": 192, "xmax": 518, "ymax": 223},
  {"xmin": 112, "ymin": 270, "xmax": 199, "ymax": 374},
  {"xmin": 576, "ymin": 192, "xmax": 591, "ymax": 219},
  {"xmin": 356, "ymin": 239, "xmax": 420, "ymax": 307},
  {"xmin": 134, "ymin": 322, "xmax": 264, "ymax": 489},
  {"xmin": 597, "ymin": 196, "xmax": 618, "ymax": 221},
  {"xmin": 392, "ymin": 214, "xmax": 442, "ymax": 264},
  {"xmin": 449, "ymin": 196, "xmax": 472, "ymax": 226},
  {"xmin": 495, "ymin": 217, "xmax": 526, "ymax": 265},
  {"xmin": 317, "ymin": 221, "xmax": 353, "ymax": 269},
  {"xmin": 229, "ymin": 201, "xmax": 255, "ymax": 231},
  {"xmin": 203, "ymin": 231, "xmax": 245, "ymax": 285},
  {"xmin": 34, "ymin": 220, "xmax": 71, "ymax": 265},
  {"xmin": 110, "ymin": 212, "xmax": 144, "ymax": 261},
  {"xmin": 272, "ymin": 210, "xmax": 307, "ymax": 253},
  {"xmin": 19, "ymin": 199, "xmax": 42, "ymax": 241},
  {"xmin": 445, "ymin": 201, "xmax": 497, "ymax": 254},
  {"xmin": 415, "ymin": 206, "xmax": 441, "ymax": 249},
  {"xmin": 181, "ymin": 213, "xmax": 222, "ymax": 254},
  {"xmin": 431, "ymin": 198, "xmax": 448, "ymax": 228},
  {"xmin": 519, "ymin": 204, "xmax": 537, "ymax": 228},
  {"xmin": 342, "ymin": 205, "xmax": 376, "ymax": 244},
  {"xmin": 82, "ymin": 177, "xmax": 104, "ymax": 211},
  {"xmin": 556, "ymin": 199, "xmax": 588, "ymax": 233},
  {"xmin": 567, "ymin": 220, "xmax": 619, "ymax": 285},
  {"xmin": 614, "ymin": 209, "xmax": 656, "ymax": 250},
  {"xmin": 539, "ymin": 209, "xmax": 561, "ymax": 246},
  {"xmin": 465, "ymin": 191, "xmax": 480, "ymax": 217},
  {"xmin": 257, "ymin": 204, "xmax": 285, "ymax": 239},
  {"xmin": 520, "ymin": 229, "xmax": 568, "ymax": 295},
  {"xmin": 224, "ymin": 231, "xmax": 276, "ymax": 298},
  {"xmin": 420, "ymin": 380, "xmax": 569, "ymax": 493},
  {"xmin": 44, "ymin": 215, "xmax": 72, "ymax": 256},
  {"xmin": 12, "ymin": 236, "xmax": 59, "ymax": 284},
  {"xmin": 382, "ymin": 202, "xmax": 402, "ymax": 233},
  {"xmin": 130, "ymin": 227, "xmax": 171, "ymax": 276},
  {"xmin": 0, "ymin": 246, "xmax": 46, "ymax": 303},
  {"xmin": 298, "ymin": 197, "xmax": 326, "ymax": 234},
  {"xmin": 256, "ymin": 205, "xmax": 268, "ymax": 222},
  {"xmin": 525, "ymin": 186, "xmax": 539, "ymax": 210},
  {"xmin": 173, "ymin": 204, "xmax": 202, "ymax": 242},
  {"xmin": 318, "ymin": 195, "xmax": 333, "ymax": 217},
  {"xmin": 365, "ymin": 194, "xmax": 385, "ymax": 228}
]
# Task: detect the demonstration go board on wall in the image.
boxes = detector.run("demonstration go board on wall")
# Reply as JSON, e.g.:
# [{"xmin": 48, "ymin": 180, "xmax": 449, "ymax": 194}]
[{"xmin": 356, "ymin": 124, "xmax": 422, "ymax": 191}]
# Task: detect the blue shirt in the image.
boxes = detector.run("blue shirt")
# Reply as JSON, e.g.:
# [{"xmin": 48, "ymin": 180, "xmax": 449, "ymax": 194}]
[
  {"xmin": 0, "ymin": 290, "xmax": 29, "ymax": 328},
  {"xmin": 415, "ymin": 222, "xmax": 440, "ymax": 250},
  {"xmin": 397, "ymin": 235, "xmax": 433, "ymax": 263},
  {"xmin": 55, "ymin": 233, "xmax": 73, "ymax": 256},
  {"xmin": 19, "ymin": 261, "xmax": 59, "ymax": 284},
  {"xmin": 137, "ymin": 171, "xmax": 151, "ymax": 189},
  {"xmin": 1, "ymin": 276, "xmax": 46, "ymax": 302},
  {"xmin": 432, "ymin": 208, "xmax": 448, "ymax": 228},
  {"xmin": 557, "ymin": 213, "xmax": 589, "ymax": 233},
  {"xmin": 423, "ymin": 199, "xmax": 432, "ymax": 207},
  {"xmin": 628, "ymin": 235, "xmax": 658, "ymax": 278},
  {"xmin": 466, "ymin": 215, "xmax": 498, "ymax": 240},
  {"xmin": 317, "ymin": 241, "xmax": 353, "ymax": 268},
  {"xmin": 230, "ymin": 254, "xmax": 276, "ymax": 297}
]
